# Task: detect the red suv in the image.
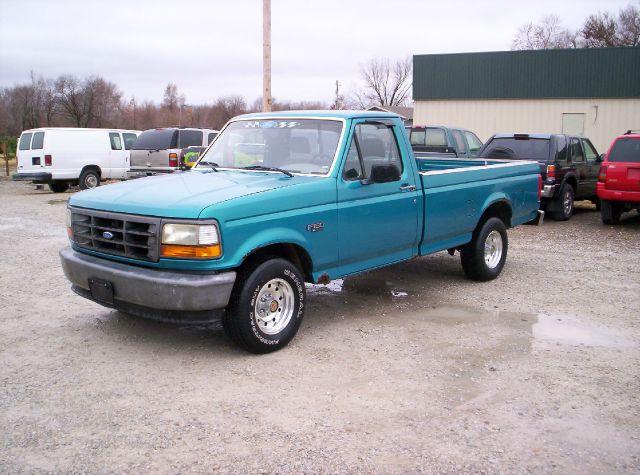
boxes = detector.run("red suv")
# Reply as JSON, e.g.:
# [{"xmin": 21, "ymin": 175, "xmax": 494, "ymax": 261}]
[{"xmin": 597, "ymin": 131, "xmax": 640, "ymax": 224}]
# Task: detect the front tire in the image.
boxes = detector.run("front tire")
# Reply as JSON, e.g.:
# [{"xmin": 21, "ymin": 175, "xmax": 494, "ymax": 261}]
[
  {"xmin": 550, "ymin": 183, "xmax": 574, "ymax": 221},
  {"xmin": 460, "ymin": 217, "xmax": 508, "ymax": 282},
  {"xmin": 223, "ymin": 258, "xmax": 306, "ymax": 353},
  {"xmin": 79, "ymin": 169, "xmax": 100, "ymax": 190},
  {"xmin": 601, "ymin": 200, "xmax": 623, "ymax": 225},
  {"xmin": 48, "ymin": 182, "xmax": 69, "ymax": 193}
]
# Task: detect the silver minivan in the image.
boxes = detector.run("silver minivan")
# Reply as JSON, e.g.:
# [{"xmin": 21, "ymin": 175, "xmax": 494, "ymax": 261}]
[{"xmin": 128, "ymin": 127, "xmax": 218, "ymax": 177}]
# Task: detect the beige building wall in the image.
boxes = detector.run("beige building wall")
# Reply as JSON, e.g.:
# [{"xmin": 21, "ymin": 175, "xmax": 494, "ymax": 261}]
[{"xmin": 413, "ymin": 98, "xmax": 640, "ymax": 153}]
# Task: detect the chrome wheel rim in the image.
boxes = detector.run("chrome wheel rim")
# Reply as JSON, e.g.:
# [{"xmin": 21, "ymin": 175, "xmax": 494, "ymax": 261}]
[
  {"xmin": 85, "ymin": 174, "xmax": 98, "ymax": 188},
  {"xmin": 563, "ymin": 190, "xmax": 573, "ymax": 215},
  {"xmin": 484, "ymin": 230, "xmax": 503, "ymax": 269},
  {"xmin": 254, "ymin": 278, "xmax": 295, "ymax": 335}
]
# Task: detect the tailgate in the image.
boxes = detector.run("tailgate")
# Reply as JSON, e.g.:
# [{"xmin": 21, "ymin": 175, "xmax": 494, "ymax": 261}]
[
  {"xmin": 605, "ymin": 163, "xmax": 640, "ymax": 192},
  {"xmin": 130, "ymin": 149, "xmax": 171, "ymax": 169}
]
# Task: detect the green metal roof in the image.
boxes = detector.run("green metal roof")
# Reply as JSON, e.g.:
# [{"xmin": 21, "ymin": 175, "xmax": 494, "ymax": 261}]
[{"xmin": 413, "ymin": 47, "xmax": 640, "ymax": 100}]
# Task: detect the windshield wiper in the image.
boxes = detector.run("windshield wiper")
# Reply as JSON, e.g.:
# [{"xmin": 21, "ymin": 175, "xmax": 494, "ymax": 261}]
[
  {"xmin": 197, "ymin": 161, "xmax": 219, "ymax": 171},
  {"xmin": 242, "ymin": 165, "xmax": 293, "ymax": 177}
]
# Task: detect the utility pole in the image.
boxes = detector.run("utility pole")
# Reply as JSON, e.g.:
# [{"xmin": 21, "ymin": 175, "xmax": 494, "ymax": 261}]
[{"xmin": 262, "ymin": 0, "xmax": 272, "ymax": 112}]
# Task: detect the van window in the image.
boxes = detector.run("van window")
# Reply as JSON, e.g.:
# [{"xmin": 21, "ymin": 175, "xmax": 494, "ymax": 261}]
[
  {"xmin": 19, "ymin": 133, "xmax": 32, "ymax": 150},
  {"xmin": 122, "ymin": 133, "xmax": 138, "ymax": 150},
  {"xmin": 31, "ymin": 131, "xmax": 45, "ymax": 150},
  {"xmin": 179, "ymin": 130, "xmax": 203, "ymax": 148},
  {"xmin": 109, "ymin": 133, "xmax": 123, "ymax": 150},
  {"xmin": 208, "ymin": 132, "xmax": 218, "ymax": 144},
  {"xmin": 132, "ymin": 129, "xmax": 178, "ymax": 150}
]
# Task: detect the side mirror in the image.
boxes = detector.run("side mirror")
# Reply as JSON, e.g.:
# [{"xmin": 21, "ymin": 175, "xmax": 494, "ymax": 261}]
[{"xmin": 367, "ymin": 164, "xmax": 401, "ymax": 184}]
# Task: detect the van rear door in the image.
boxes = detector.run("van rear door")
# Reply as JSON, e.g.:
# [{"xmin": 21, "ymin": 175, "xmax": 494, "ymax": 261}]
[{"xmin": 16, "ymin": 131, "xmax": 47, "ymax": 173}]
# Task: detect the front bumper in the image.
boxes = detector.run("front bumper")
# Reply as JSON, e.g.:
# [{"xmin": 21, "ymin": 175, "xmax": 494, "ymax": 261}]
[
  {"xmin": 60, "ymin": 247, "xmax": 236, "ymax": 322},
  {"xmin": 12, "ymin": 172, "xmax": 52, "ymax": 183}
]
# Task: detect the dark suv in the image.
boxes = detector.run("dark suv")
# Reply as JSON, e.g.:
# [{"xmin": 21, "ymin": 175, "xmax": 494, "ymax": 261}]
[{"xmin": 478, "ymin": 134, "xmax": 601, "ymax": 220}]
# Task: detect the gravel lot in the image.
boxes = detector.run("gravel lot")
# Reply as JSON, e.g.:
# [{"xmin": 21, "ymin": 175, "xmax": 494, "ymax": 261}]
[{"xmin": 1, "ymin": 178, "xmax": 639, "ymax": 473}]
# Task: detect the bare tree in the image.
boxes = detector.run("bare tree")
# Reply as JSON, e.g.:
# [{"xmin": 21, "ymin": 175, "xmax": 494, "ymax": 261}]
[
  {"xmin": 512, "ymin": 15, "xmax": 577, "ymax": 50},
  {"xmin": 618, "ymin": 3, "xmax": 640, "ymax": 46},
  {"xmin": 582, "ymin": 12, "xmax": 619, "ymax": 47},
  {"xmin": 350, "ymin": 56, "xmax": 412, "ymax": 108}
]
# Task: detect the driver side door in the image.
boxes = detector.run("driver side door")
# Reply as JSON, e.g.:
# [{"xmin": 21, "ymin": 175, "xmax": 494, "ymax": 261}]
[{"xmin": 336, "ymin": 120, "xmax": 419, "ymax": 276}]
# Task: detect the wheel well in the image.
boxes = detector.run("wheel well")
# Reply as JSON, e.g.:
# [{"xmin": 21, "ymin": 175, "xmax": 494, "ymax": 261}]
[
  {"xmin": 80, "ymin": 165, "xmax": 101, "ymax": 178},
  {"xmin": 479, "ymin": 200, "xmax": 512, "ymax": 229},
  {"xmin": 564, "ymin": 175, "xmax": 578, "ymax": 193},
  {"xmin": 240, "ymin": 243, "xmax": 313, "ymax": 282}
]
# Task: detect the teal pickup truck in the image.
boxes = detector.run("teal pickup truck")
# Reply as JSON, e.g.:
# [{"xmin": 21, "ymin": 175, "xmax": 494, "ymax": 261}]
[{"xmin": 61, "ymin": 111, "xmax": 542, "ymax": 353}]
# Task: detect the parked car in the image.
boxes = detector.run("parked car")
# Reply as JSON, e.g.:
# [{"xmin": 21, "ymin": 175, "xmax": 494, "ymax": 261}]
[
  {"xmin": 478, "ymin": 133, "xmax": 601, "ymax": 220},
  {"xmin": 597, "ymin": 130, "xmax": 640, "ymax": 224},
  {"xmin": 128, "ymin": 127, "xmax": 218, "ymax": 177},
  {"xmin": 12, "ymin": 128, "xmax": 141, "ymax": 192},
  {"xmin": 60, "ymin": 111, "xmax": 541, "ymax": 353},
  {"xmin": 408, "ymin": 125, "xmax": 483, "ymax": 158}
]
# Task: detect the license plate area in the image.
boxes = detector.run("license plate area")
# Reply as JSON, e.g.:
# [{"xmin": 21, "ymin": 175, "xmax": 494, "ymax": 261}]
[{"xmin": 88, "ymin": 278, "xmax": 114, "ymax": 305}]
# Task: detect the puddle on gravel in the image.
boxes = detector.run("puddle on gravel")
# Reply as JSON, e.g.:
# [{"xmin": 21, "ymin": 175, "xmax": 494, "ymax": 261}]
[{"xmin": 532, "ymin": 313, "xmax": 634, "ymax": 348}]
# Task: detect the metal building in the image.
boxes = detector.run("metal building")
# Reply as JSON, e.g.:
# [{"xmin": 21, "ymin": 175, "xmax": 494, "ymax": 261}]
[{"xmin": 412, "ymin": 47, "xmax": 640, "ymax": 152}]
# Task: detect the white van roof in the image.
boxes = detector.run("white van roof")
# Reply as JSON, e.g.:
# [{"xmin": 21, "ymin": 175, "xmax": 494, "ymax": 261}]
[{"xmin": 20, "ymin": 127, "xmax": 141, "ymax": 134}]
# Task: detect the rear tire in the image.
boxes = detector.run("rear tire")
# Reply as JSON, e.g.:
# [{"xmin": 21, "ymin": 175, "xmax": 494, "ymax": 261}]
[
  {"xmin": 48, "ymin": 182, "xmax": 69, "ymax": 193},
  {"xmin": 601, "ymin": 200, "xmax": 623, "ymax": 225},
  {"xmin": 79, "ymin": 169, "xmax": 100, "ymax": 190},
  {"xmin": 223, "ymin": 258, "xmax": 306, "ymax": 353},
  {"xmin": 460, "ymin": 217, "xmax": 508, "ymax": 282},
  {"xmin": 550, "ymin": 183, "xmax": 574, "ymax": 221}
]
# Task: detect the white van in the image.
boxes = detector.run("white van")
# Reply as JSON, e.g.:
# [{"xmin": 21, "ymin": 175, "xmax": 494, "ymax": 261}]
[{"xmin": 12, "ymin": 128, "xmax": 141, "ymax": 192}]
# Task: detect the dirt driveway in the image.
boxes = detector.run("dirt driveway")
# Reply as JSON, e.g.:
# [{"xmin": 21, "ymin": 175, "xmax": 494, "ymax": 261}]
[{"xmin": 1, "ymin": 180, "xmax": 639, "ymax": 473}]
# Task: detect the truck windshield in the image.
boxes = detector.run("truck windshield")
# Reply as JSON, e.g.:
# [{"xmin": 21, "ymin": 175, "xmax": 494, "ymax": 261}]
[
  {"xmin": 132, "ymin": 129, "xmax": 177, "ymax": 150},
  {"xmin": 608, "ymin": 137, "xmax": 640, "ymax": 163},
  {"xmin": 195, "ymin": 119, "xmax": 343, "ymax": 175},
  {"xmin": 480, "ymin": 138, "xmax": 550, "ymax": 161}
]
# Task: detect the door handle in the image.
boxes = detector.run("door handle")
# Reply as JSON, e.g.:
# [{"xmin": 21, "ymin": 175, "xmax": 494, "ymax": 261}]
[{"xmin": 400, "ymin": 184, "xmax": 416, "ymax": 192}]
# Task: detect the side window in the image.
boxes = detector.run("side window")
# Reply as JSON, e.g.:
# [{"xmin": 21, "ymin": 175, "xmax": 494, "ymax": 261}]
[
  {"xmin": 571, "ymin": 138, "xmax": 584, "ymax": 163},
  {"xmin": 179, "ymin": 129, "xmax": 203, "ymax": 148},
  {"xmin": 582, "ymin": 139, "xmax": 598, "ymax": 162},
  {"xmin": 31, "ymin": 131, "xmax": 45, "ymax": 150},
  {"xmin": 342, "ymin": 140, "xmax": 363, "ymax": 181},
  {"xmin": 556, "ymin": 135, "xmax": 569, "ymax": 162},
  {"xmin": 122, "ymin": 133, "xmax": 138, "ymax": 150},
  {"xmin": 109, "ymin": 132, "xmax": 122, "ymax": 150},
  {"xmin": 208, "ymin": 132, "xmax": 218, "ymax": 144},
  {"xmin": 356, "ymin": 123, "xmax": 403, "ymax": 179},
  {"xmin": 452, "ymin": 130, "xmax": 467, "ymax": 154},
  {"xmin": 19, "ymin": 133, "xmax": 32, "ymax": 150},
  {"xmin": 464, "ymin": 131, "xmax": 483, "ymax": 155}
]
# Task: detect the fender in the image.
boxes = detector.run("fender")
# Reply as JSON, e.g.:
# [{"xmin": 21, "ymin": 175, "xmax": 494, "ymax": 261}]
[
  {"xmin": 226, "ymin": 227, "xmax": 313, "ymax": 270},
  {"xmin": 479, "ymin": 192, "xmax": 512, "ymax": 216}
]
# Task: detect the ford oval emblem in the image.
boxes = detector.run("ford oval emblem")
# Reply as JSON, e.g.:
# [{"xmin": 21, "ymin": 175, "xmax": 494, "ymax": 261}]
[{"xmin": 102, "ymin": 231, "xmax": 114, "ymax": 240}]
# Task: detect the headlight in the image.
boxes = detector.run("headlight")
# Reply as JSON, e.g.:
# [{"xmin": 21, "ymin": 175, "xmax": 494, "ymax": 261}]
[{"xmin": 160, "ymin": 222, "xmax": 221, "ymax": 259}]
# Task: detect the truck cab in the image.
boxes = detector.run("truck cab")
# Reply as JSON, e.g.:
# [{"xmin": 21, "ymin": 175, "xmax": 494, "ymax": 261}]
[{"xmin": 409, "ymin": 126, "xmax": 483, "ymax": 158}]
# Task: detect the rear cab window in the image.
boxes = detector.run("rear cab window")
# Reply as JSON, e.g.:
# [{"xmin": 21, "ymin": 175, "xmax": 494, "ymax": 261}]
[
  {"xmin": 480, "ymin": 137, "xmax": 551, "ymax": 161},
  {"xmin": 608, "ymin": 137, "xmax": 640, "ymax": 163},
  {"xmin": 19, "ymin": 133, "xmax": 33, "ymax": 151}
]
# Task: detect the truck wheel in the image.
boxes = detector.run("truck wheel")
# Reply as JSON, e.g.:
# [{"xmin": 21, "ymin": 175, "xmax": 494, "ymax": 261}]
[
  {"xmin": 601, "ymin": 200, "xmax": 622, "ymax": 225},
  {"xmin": 48, "ymin": 182, "xmax": 69, "ymax": 193},
  {"xmin": 460, "ymin": 217, "xmax": 508, "ymax": 282},
  {"xmin": 223, "ymin": 258, "xmax": 306, "ymax": 353},
  {"xmin": 550, "ymin": 183, "xmax": 574, "ymax": 221},
  {"xmin": 79, "ymin": 169, "xmax": 100, "ymax": 190}
]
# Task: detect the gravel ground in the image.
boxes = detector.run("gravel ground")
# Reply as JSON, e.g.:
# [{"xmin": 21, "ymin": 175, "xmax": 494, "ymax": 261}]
[{"xmin": 1, "ymin": 179, "xmax": 639, "ymax": 473}]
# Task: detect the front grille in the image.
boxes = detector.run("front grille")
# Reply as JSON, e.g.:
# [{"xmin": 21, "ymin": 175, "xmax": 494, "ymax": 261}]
[{"xmin": 69, "ymin": 207, "xmax": 161, "ymax": 261}]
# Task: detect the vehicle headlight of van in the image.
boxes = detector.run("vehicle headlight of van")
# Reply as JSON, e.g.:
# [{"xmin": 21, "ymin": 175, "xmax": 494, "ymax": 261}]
[{"xmin": 160, "ymin": 222, "xmax": 222, "ymax": 259}]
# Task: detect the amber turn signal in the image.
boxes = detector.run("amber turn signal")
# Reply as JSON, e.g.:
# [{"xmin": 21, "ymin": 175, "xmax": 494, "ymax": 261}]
[{"xmin": 160, "ymin": 244, "xmax": 221, "ymax": 259}]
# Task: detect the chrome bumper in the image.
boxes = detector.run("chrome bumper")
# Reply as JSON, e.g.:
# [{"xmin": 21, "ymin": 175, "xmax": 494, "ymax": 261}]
[
  {"xmin": 60, "ymin": 247, "xmax": 236, "ymax": 319},
  {"xmin": 541, "ymin": 184, "xmax": 556, "ymax": 198}
]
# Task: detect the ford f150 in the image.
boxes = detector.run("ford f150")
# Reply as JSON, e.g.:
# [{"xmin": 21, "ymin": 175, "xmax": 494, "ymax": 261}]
[{"xmin": 60, "ymin": 111, "xmax": 542, "ymax": 353}]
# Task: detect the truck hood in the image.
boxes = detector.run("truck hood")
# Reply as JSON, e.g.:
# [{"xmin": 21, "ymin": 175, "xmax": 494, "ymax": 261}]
[{"xmin": 69, "ymin": 170, "xmax": 318, "ymax": 218}]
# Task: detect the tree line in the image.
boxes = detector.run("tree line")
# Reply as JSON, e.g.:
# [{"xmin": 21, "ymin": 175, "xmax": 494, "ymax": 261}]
[{"xmin": 512, "ymin": 2, "xmax": 639, "ymax": 50}]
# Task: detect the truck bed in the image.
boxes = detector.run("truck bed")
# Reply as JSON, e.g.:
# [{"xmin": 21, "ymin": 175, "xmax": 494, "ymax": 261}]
[{"xmin": 416, "ymin": 157, "xmax": 540, "ymax": 255}]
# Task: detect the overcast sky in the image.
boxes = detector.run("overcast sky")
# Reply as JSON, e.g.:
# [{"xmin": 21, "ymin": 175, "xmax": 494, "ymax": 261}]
[{"xmin": 0, "ymin": 0, "xmax": 632, "ymax": 104}]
